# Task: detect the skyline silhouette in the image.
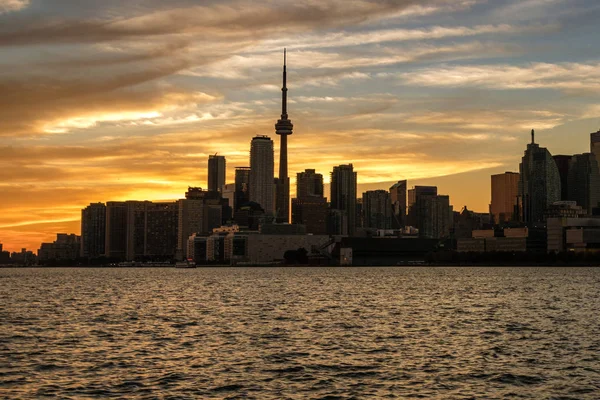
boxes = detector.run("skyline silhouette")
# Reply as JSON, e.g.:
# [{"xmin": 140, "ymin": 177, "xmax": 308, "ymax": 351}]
[{"xmin": 1, "ymin": 0, "xmax": 600, "ymax": 252}]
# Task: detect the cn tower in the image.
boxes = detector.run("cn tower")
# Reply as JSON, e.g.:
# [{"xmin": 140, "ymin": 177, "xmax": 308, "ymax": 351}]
[{"xmin": 275, "ymin": 49, "xmax": 293, "ymax": 223}]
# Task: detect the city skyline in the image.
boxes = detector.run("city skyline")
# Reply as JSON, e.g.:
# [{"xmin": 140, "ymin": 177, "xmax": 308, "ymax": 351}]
[{"xmin": 1, "ymin": 0, "xmax": 600, "ymax": 252}]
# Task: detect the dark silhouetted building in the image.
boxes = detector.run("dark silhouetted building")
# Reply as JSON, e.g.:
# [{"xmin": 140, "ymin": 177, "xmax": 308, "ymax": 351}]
[
  {"xmin": 568, "ymin": 153, "xmax": 600, "ymax": 214},
  {"xmin": 591, "ymin": 129, "xmax": 600, "ymax": 161},
  {"xmin": 407, "ymin": 186, "xmax": 437, "ymax": 227},
  {"xmin": 330, "ymin": 164, "xmax": 357, "ymax": 236},
  {"xmin": 208, "ymin": 154, "xmax": 226, "ymax": 193},
  {"xmin": 105, "ymin": 201, "xmax": 127, "ymax": 260},
  {"xmin": 362, "ymin": 190, "xmax": 393, "ymax": 229},
  {"xmin": 297, "ymin": 169, "xmax": 324, "ymax": 200},
  {"xmin": 553, "ymin": 155, "xmax": 572, "ymax": 201},
  {"xmin": 490, "ymin": 172, "xmax": 519, "ymax": 224},
  {"xmin": 234, "ymin": 167, "xmax": 251, "ymax": 211},
  {"xmin": 81, "ymin": 202, "xmax": 106, "ymax": 259},
  {"xmin": 389, "ymin": 180, "xmax": 407, "ymax": 228},
  {"xmin": 518, "ymin": 130, "xmax": 561, "ymax": 224},
  {"xmin": 39, "ymin": 234, "xmax": 81, "ymax": 262},
  {"xmin": 249, "ymin": 136, "xmax": 274, "ymax": 215},
  {"xmin": 292, "ymin": 169, "xmax": 327, "ymax": 234}
]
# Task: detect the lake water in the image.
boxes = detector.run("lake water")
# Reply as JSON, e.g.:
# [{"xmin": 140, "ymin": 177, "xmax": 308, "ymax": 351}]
[{"xmin": 1, "ymin": 267, "xmax": 599, "ymax": 399}]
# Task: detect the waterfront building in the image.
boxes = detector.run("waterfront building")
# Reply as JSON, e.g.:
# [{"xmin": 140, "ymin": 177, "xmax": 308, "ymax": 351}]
[
  {"xmin": 105, "ymin": 201, "xmax": 127, "ymax": 260},
  {"xmin": 222, "ymin": 183, "xmax": 236, "ymax": 214},
  {"xmin": 547, "ymin": 217, "xmax": 600, "ymax": 253},
  {"xmin": 80, "ymin": 202, "xmax": 106, "ymax": 259},
  {"xmin": 362, "ymin": 190, "xmax": 393, "ymax": 230},
  {"xmin": 490, "ymin": 172, "xmax": 519, "ymax": 224},
  {"xmin": 274, "ymin": 49, "xmax": 294, "ymax": 224},
  {"xmin": 249, "ymin": 136, "xmax": 274, "ymax": 215},
  {"xmin": 38, "ymin": 233, "xmax": 81, "ymax": 262},
  {"xmin": 407, "ymin": 186, "xmax": 437, "ymax": 227},
  {"xmin": 208, "ymin": 155, "xmax": 226, "ymax": 193},
  {"xmin": 330, "ymin": 164, "xmax": 357, "ymax": 236},
  {"xmin": 389, "ymin": 180, "xmax": 407, "ymax": 228},
  {"xmin": 407, "ymin": 186, "xmax": 452, "ymax": 239},
  {"xmin": 518, "ymin": 129, "xmax": 561, "ymax": 224}
]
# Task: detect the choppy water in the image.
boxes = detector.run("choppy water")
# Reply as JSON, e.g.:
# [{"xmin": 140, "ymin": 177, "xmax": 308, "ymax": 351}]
[{"xmin": 1, "ymin": 267, "xmax": 599, "ymax": 399}]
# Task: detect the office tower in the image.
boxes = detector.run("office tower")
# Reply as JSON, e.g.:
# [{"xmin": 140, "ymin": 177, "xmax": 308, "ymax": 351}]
[
  {"xmin": 126, "ymin": 201, "xmax": 147, "ymax": 261},
  {"xmin": 330, "ymin": 164, "xmax": 357, "ymax": 236},
  {"xmin": 234, "ymin": 167, "xmax": 251, "ymax": 211},
  {"xmin": 296, "ymin": 169, "xmax": 324, "ymax": 200},
  {"xmin": 490, "ymin": 172, "xmax": 519, "ymax": 224},
  {"xmin": 362, "ymin": 190, "xmax": 393, "ymax": 229},
  {"xmin": 414, "ymin": 194, "xmax": 452, "ymax": 239},
  {"xmin": 389, "ymin": 180, "xmax": 407, "ymax": 228},
  {"xmin": 144, "ymin": 202, "xmax": 178, "ymax": 260},
  {"xmin": 104, "ymin": 201, "xmax": 127, "ymax": 260},
  {"xmin": 591, "ymin": 129, "xmax": 600, "ymax": 161},
  {"xmin": 518, "ymin": 130, "xmax": 561, "ymax": 224},
  {"xmin": 80, "ymin": 202, "xmax": 106, "ymax": 258},
  {"xmin": 275, "ymin": 49, "xmax": 294, "ymax": 223},
  {"xmin": 407, "ymin": 186, "xmax": 437, "ymax": 227},
  {"xmin": 176, "ymin": 188, "xmax": 224, "ymax": 260},
  {"xmin": 208, "ymin": 155, "xmax": 226, "ymax": 193},
  {"xmin": 249, "ymin": 136, "xmax": 274, "ymax": 215},
  {"xmin": 553, "ymin": 155, "xmax": 572, "ymax": 201},
  {"xmin": 291, "ymin": 169, "xmax": 327, "ymax": 234},
  {"xmin": 568, "ymin": 153, "xmax": 600, "ymax": 214}
]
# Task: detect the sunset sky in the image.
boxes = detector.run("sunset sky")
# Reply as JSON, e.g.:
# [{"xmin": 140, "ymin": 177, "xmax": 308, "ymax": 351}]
[{"xmin": 1, "ymin": 0, "xmax": 599, "ymax": 252}]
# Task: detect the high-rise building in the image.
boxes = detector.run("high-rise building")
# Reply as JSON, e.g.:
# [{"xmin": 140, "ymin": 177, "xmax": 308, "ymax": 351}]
[
  {"xmin": 145, "ymin": 202, "xmax": 179, "ymax": 260},
  {"xmin": 518, "ymin": 130, "xmax": 561, "ymax": 224},
  {"xmin": 249, "ymin": 136, "xmax": 274, "ymax": 215},
  {"xmin": 591, "ymin": 129, "xmax": 600, "ymax": 161},
  {"xmin": 208, "ymin": 155, "xmax": 226, "ymax": 193},
  {"xmin": 296, "ymin": 169, "xmax": 324, "ymax": 201},
  {"xmin": 415, "ymin": 194, "xmax": 453, "ymax": 239},
  {"xmin": 553, "ymin": 155, "xmax": 572, "ymax": 201},
  {"xmin": 125, "ymin": 201, "xmax": 147, "ymax": 261},
  {"xmin": 407, "ymin": 186, "xmax": 437, "ymax": 227},
  {"xmin": 176, "ymin": 188, "xmax": 224, "ymax": 260},
  {"xmin": 330, "ymin": 164, "xmax": 357, "ymax": 236},
  {"xmin": 222, "ymin": 183, "xmax": 236, "ymax": 213},
  {"xmin": 362, "ymin": 190, "xmax": 393, "ymax": 230},
  {"xmin": 490, "ymin": 172, "xmax": 519, "ymax": 224},
  {"xmin": 105, "ymin": 201, "xmax": 127, "ymax": 260},
  {"xmin": 80, "ymin": 202, "xmax": 106, "ymax": 259},
  {"xmin": 389, "ymin": 180, "xmax": 407, "ymax": 228},
  {"xmin": 275, "ymin": 49, "xmax": 294, "ymax": 223},
  {"xmin": 291, "ymin": 169, "xmax": 327, "ymax": 234},
  {"xmin": 568, "ymin": 153, "xmax": 600, "ymax": 214},
  {"xmin": 234, "ymin": 167, "xmax": 251, "ymax": 211}
]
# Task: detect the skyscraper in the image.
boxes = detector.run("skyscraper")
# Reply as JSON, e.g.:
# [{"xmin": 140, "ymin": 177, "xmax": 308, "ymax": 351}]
[
  {"xmin": 208, "ymin": 154, "xmax": 226, "ymax": 193},
  {"xmin": 330, "ymin": 164, "xmax": 357, "ymax": 236},
  {"xmin": 292, "ymin": 169, "xmax": 327, "ymax": 234},
  {"xmin": 296, "ymin": 169, "xmax": 324, "ymax": 200},
  {"xmin": 80, "ymin": 202, "xmax": 106, "ymax": 259},
  {"xmin": 104, "ymin": 201, "xmax": 127, "ymax": 260},
  {"xmin": 518, "ymin": 129, "xmax": 561, "ymax": 224},
  {"xmin": 234, "ymin": 167, "xmax": 251, "ymax": 211},
  {"xmin": 389, "ymin": 180, "xmax": 407, "ymax": 228},
  {"xmin": 407, "ymin": 186, "xmax": 437, "ymax": 227},
  {"xmin": 249, "ymin": 136, "xmax": 275, "ymax": 215},
  {"xmin": 553, "ymin": 155, "xmax": 572, "ymax": 201},
  {"xmin": 591, "ymin": 129, "xmax": 600, "ymax": 160},
  {"xmin": 362, "ymin": 190, "xmax": 393, "ymax": 230},
  {"xmin": 568, "ymin": 153, "xmax": 600, "ymax": 214},
  {"xmin": 490, "ymin": 172, "xmax": 519, "ymax": 224},
  {"xmin": 275, "ymin": 49, "xmax": 293, "ymax": 223}
]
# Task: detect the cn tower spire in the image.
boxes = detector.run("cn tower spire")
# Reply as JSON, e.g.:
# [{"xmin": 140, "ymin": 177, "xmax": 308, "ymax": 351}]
[{"xmin": 275, "ymin": 49, "xmax": 293, "ymax": 223}]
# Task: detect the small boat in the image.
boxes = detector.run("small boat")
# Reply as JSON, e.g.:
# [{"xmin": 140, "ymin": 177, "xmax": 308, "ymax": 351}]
[{"xmin": 175, "ymin": 259, "xmax": 196, "ymax": 269}]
